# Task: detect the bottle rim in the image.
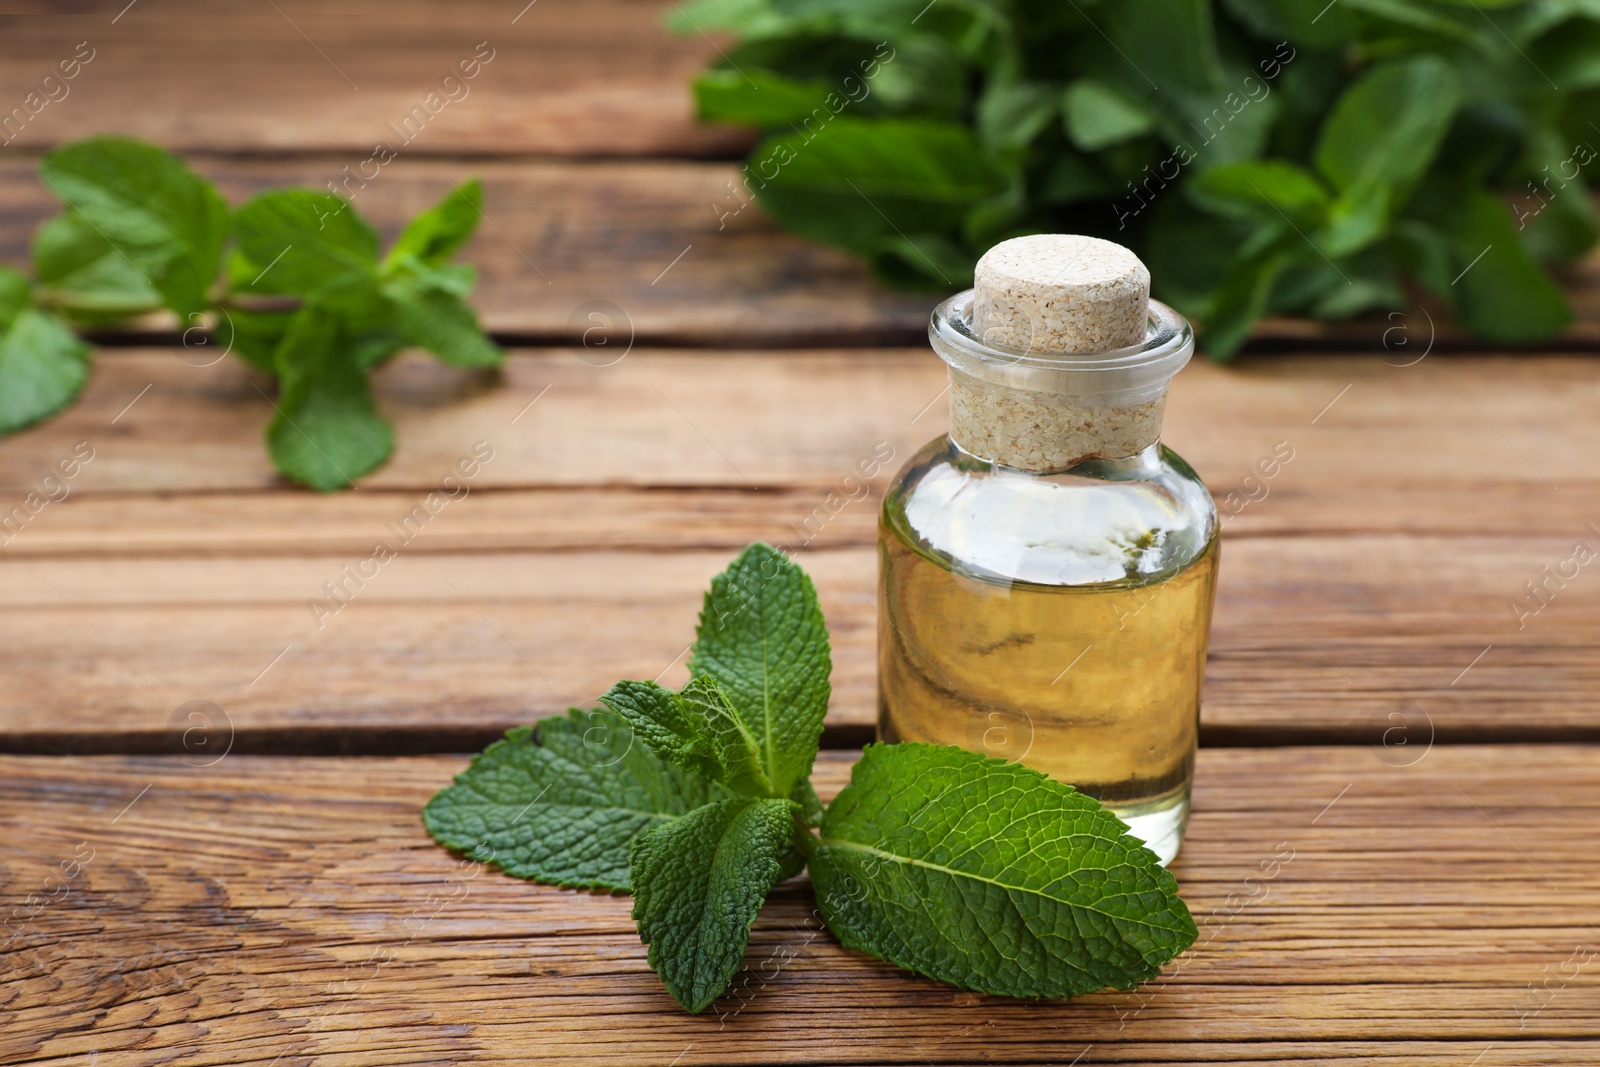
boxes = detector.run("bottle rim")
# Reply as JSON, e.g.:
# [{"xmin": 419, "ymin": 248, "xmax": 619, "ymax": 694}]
[{"xmin": 929, "ymin": 289, "xmax": 1194, "ymax": 395}]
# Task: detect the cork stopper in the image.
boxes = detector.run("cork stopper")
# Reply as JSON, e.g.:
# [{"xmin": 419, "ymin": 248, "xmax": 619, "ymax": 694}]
[
  {"xmin": 941, "ymin": 235, "xmax": 1175, "ymax": 473},
  {"xmin": 972, "ymin": 235, "xmax": 1150, "ymax": 353}
]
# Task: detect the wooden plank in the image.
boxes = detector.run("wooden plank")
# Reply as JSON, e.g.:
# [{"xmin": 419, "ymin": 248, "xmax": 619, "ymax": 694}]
[
  {"xmin": 0, "ymin": 155, "xmax": 931, "ymax": 347},
  {"xmin": 0, "ymin": 532, "xmax": 1593, "ymax": 749},
  {"xmin": 0, "ymin": 0, "xmax": 749, "ymax": 158},
  {"xmin": 0, "ymin": 349, "xmax": 1594, "ymax": 507},
  {"xmin": 0, "ymin": 349, "xmax": 1593, "ymax": 747},
  {"xmin": 3, "ymin": 746, "xmax": 1598, "ymax": 1064},
  {"xmin": 3, "ymin": 12, "xmax": 1599, "ymax": 352},
  {"xmin": 6, "ymin": 155, "xmax": 1599, "ymax": 350},
  {"xmin": 1, "ymin": 481, "xmax": 1598, "ymax": 559}
]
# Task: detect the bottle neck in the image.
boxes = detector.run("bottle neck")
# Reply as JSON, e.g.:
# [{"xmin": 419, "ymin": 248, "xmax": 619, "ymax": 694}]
[
  {"xmin": 948, "ymin": 431, "xmax": 1165, "ymax": 477},
  {"xmin": 946, "ymin": 367, "xmax": 1169, "ymax": 474}
]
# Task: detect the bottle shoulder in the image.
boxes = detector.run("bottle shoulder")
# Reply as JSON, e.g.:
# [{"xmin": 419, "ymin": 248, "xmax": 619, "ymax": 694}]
[{"xmin": 882, "ymin": 435, "xmax": 1217, "ymax": 588}]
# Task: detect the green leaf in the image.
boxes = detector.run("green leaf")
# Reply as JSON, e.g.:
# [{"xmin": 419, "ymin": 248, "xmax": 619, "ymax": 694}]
[
  {"xmin": 1340, "ymin": 0, "xmax": 1490, "ymax": 47},
  {"xmin": 1320, "ymin": 186, "xmax": 1392, "ymax": 257},
  {"xmin": 384, "ymin": 179, "xmax": 483, "ymax": 267},
  {"xmin": 752, "ymin": 118, "xmax": 1003, "ymax": 255},
  {"xmin": 1220, "ymin": 0, "xmax": 1353, "ymax": 47},
  {"xmin": 1061, "ymin": 79, "xmax": 1155, "ymax": 152},
  {"xmin": 692, "ymin": 67, "xmax": 832, "ymax": 125},
  {"xmin": 791, "ymin": 777, "xmax": 824, "ymax": 829},
  {"xmin": 630, "ymin": 795, "xmax": 798, "ymax": 1013},
  {"xmin": 32, "ymin": 210, "xmax": 163, "ymax": 325},
  {"xmin": 1039, "ymin": 150, "xmax": 1120, "ymax": 206},
  {"xmin": 665, "ymin": 0, "xmax": 816, "ymax": 36},
  {"xmin": 1144, "ymin": 195, "xmax": 1253, "ymax": 319},
  {"xmin": 0, "ymin": 269, "xmax": 92, "ymax": 436},
  {"xmin": 215, "ymin": 306, "xmax": 295, "ymax": 374},
  {"xmin": 1519, "ymin": 177, "xmax": 1599, "ymax": 263},
  {"xmin": 869, "ymin": 233, "xmax": 975, "ymax": 290},
  {"xmin": 689, "ymin": 542, "xmax": 832, "ymax": 797},
  {"xmin": 1516, "ymin": 129, "xmax": 1600, "ymax": 263},
  {"xmin": 38, "ymin": 137, "xmax": 228, "ymax": 319},
  {"xmin": 1314, "ymin": 56, "xmax": 1462, "ymax": 197},
  {"xmin": 601, "ymin": 677, "xmax": 776, "ymax": 797},
  {"xmin": 0, "ymin": 268, "xmax": 29, "ymax": 324},
  {"xmin": 423, "ymin": 710, "xmax": 729, "ymax": 891},
  {"xmin": 1532, "ymin": 18, "xmax": 1600, "ymax": 88},
  {"xmin": 1200, "ymin": 244, "xmax": 1294, "ymax": 359},
  {"xmin": 381, "ymin": 275, "xmax": 503, "ymax": 368},
  {"xmin": 1100, "ymin": 0, "xmax": 1225, "ymax": 98},
  {"xmin": 1444, "ymin": 190, "xmax": 1572, "ymax": 344},
  {"xmin": 976, "ymin": 81, "xmax": 1059, "ymax": 154},
  {"xmin": 1191, "ymin": 160, "xmax": 1331, "ymax": 228},
  {"xmin": 811, "ymin": 744, "xmax": 1196, "ymax": 999},
  {"xmin": 233, "ymin": 190, "xmax": 379, "ymax": 296},
  {"xmin": 265, "ymin": 301, "xmax": 394, "ymax": 490}
]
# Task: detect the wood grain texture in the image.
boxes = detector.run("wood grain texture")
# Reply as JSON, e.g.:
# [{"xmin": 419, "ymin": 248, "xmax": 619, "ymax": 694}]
[
  {"xmin": 0, "ymin": 350, "xmax": 1593, "ymax": 747},
  {"xmin": 3, "ymin": 746, "xmax": 1598, "ymax": 1065},
  {"xmin": 5, "ymin": 154, "xmax": 1600, "ymax": 349},
  {"xmin": 0, "ymin": 348, "xmax": 1593, "ymax": 505},
  {"xmin": 1, "ymin": 532, "xmax": 1592, "ymax": 748},
  {"xmin": 0, "ymin": 154, "xmax": 932, "ymax": 347},
  {"xmin": 0, "ymin": 0, "xmax": 750, "ymax": 157}
]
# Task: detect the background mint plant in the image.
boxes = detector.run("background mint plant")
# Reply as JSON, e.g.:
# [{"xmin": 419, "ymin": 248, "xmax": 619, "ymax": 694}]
[
  {"xmin": 424, "ymin": 543, "xmax": 1196, "ymax": 1013},
  {"xmin": 672, "ymin": 0, "xmax": 1600, "ymax": 355},
  {"xmin": 3, "ymin": 136, "xmax": 500, "ymax": 489}
]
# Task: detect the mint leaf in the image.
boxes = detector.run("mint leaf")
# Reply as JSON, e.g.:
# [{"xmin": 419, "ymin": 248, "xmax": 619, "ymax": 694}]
[
  {"xmin": 32, "ymin": 210, "xmax": 163, "ymax": 326},
  {"xmin": 975, "ymin": 82, "xmax": 1058, "ymax": 155},
  {"xmin": 216, "ymin": 306, "xmax": 295, "ymax": 374},
  {"xmin": 38, "ymin": 137, "xmax": 227, "ymax": 319},
  {"xmin": 0, "ymin": 268, "xmax": 92, "ymax": 435},
  {"xmin": 602, "ymin": 676, "xmax": 775, "ymax": 797},
  {"xmin": 265, "ymin": 301, "xmax": 393, "ymax": 491},
  {"xmin": 1444, "ymin": 190, "xmax": 1572, "ymax": 344},
  {"xmin": 690, "ymin": 542, "xmax": 831, "ymax": 797},
  {"xmin": 233, "ymin": 190, "xmax": 379, "ymax": 296},
  {"xmin": 630, "ymin": 795, "xmax": 798, "ymax": 1012},
  {"xmin": 791, "ymin": 777, "xmax": 823, "ymax": 829},
  {"xmin": 0, "ymin": 268, "xmax": 29, "ymax": 323},
  {"xmin": 1314, "ymin": 56, "xmax": 1461, "ymax": 199},
  {"xmin": 381, "ymin": 275, "xmax": 503, "ymax": 369},
  {"xmin": 752, "ymin": 118, "xmax": 1003, "ymax": 257},
  {"xmin": 384, "ymin": 179, "xmax": 483, "ymax": 267},
  {"xmin": 423, "ymin": 710, "xmax": 728, "ymax": 891},
  {"xmin": 811, "ymin": 744, "xmax": 1197, "ymax": 999},
  {"xmin": 1201, "ymin": 244, "xmax": 1294, "ymax": 358},
  {"xmin": 670, "ymin": 677, "xmax": 773, "ymax": 795},
  {"xmin": 692, "ymin": 67, "xmax": 832, "ymax": 126},
  {"xmin": 1190, "ymin": 161, "xmax": 1331, "ymax": 230},
  {"xmin": 1061, "ymin": 79, "xmax": 1155, "ymax": 152}
]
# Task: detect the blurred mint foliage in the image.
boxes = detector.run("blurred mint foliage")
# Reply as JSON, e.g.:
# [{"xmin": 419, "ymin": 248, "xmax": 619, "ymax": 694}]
[
  {"xmin": 5, "ymin": 137, "xmax": 500, "ymax": 490},
  {"xmin": 672, "ymin": 0, "xmax": 1600, "ymax": 356}
]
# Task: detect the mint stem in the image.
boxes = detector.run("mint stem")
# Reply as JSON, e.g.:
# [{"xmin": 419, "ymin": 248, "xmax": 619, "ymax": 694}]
[{"xmin": 791, "ymin": 812, "xmax": 818, "ymax": 860}]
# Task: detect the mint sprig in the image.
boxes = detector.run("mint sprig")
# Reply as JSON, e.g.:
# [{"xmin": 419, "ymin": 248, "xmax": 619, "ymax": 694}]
[
  {"xmin": 669, "ymin": 0, "xmax": 1596, "ymax": 354},
  {"xmin": 0, "ymin": 266, "xmax": 91, "ymax": 436},
  {"xmin": 3, "ymin": 135, "xmax": 500, "ymax": 489},
  {"xmin": 602, "ymin": 676, "xmax": 776, "ymax": 798},
  {"xmin": 423, "ymin": 543, "xmax": 1196, "ymax": 1013}
]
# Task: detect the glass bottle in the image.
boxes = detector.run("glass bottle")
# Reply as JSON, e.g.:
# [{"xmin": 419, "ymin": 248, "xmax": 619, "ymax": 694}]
[{"xmin": 877, "ymin": 237, "xmax": 1217, "ymax": 865}]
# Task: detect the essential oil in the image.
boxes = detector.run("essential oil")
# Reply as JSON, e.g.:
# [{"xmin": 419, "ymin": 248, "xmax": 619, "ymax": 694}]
[{"xmin": 876, "ymin": 236, "xmax": 1218, "ymax": 864}]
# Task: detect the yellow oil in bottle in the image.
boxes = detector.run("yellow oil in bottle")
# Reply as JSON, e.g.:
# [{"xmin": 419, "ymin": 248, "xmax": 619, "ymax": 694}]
[{"xmin": 877, "ymin": 461, "xmax": 1218, "ymax": 858}]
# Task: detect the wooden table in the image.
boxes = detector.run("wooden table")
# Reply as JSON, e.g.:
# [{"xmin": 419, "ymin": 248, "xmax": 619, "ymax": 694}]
[{"xmin": 4, "ymin": 3, "xmax": 1599, "ymax": 1064}]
